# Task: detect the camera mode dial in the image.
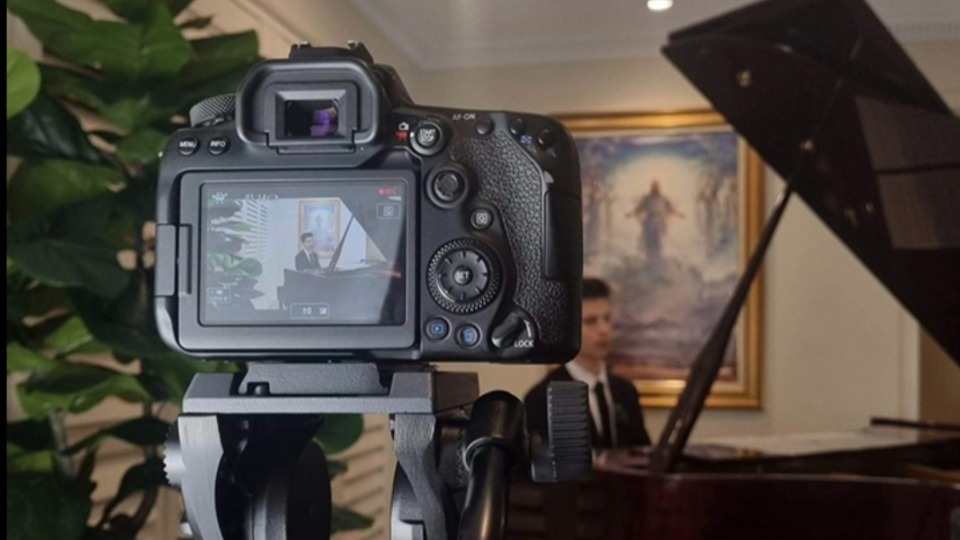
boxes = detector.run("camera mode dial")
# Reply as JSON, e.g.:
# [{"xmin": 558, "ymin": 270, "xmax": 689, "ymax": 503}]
[
  {"xmin": 428, "ymin": 239, "xmax": 501, "ymax": 314},
  {"xmin": 189, "ymin": 94, "xmax": 236, "ymax": 127}
]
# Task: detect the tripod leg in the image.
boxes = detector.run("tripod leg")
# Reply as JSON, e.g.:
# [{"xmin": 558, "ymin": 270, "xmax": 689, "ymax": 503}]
[
  {"xmin": 239, "ymin": 418, "xmax": 331, "ymax": 540},
  {"xmin": 392, "ymin": 414, "xmax": 456, "ymax": 540},
  {"xmin": 172, "ymin": 416, "xmax": 229, "ymax": 540},
  {"xmin": 390, "ymin": 466, "xmax": 425, "ymax": 540}
]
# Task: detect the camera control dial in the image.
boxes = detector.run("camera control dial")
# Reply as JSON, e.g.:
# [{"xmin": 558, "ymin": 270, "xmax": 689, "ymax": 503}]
[
  {"xmin": 428, "ymin": 239, "xmax": 501, "ymax": 314},
  {"xmin": 189, "ymin": 94, "xmax": 236, "ymax": 127}
]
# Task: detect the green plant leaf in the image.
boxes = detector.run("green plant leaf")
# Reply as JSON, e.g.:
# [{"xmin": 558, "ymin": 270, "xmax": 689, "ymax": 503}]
[
  {"xmin": 7, "ymin": 342, "xmax": 59, "ymax": 375},
  {"xmin": 38, "ymin": 65, "xmax": 110, "ymax": 111},
  {"xmin": 7, "ymin": 292, "xmax": 26, "ymax": 322},
  {"xmin": 78, "ymin": 449, "xmax": 98, "ymax": 482},
  {"xmin": 7, "ymin": 234, "xmax": 129, "ymax": 299},
  {"xmin": 214, "ymin": 220, "xmax": 254, "ymax": 232},
  {"xmin": 99, "ymin": 457, "xmax": 165, "ymax": 522},
  {"xmin": 179, "ymin": 31, "xmax": 259, "ymax": 87},
  {"xmin": 179, "ymin": 16, "xmax": 212, "ymax": 30},
  {"xmin": 81, "ymin": 527, "xmax": 131, "ymax": 540},
  {"xmin": 98, "ymin": 0, "xmax": 196, "ymax": 23},
  {"xmin": 6, "ymin": 95, "xmax": 102, "ymax": 163},
  {"xmin": 22, "ymin": 286, "xmax": 72, "ymax": 319},
  {"xmin": 100, "ymin": 0, "xmax": 159, "ymax": 23},
  {"xmin": 7, "ymin": 475, "xmax": 93, "ymax": 540},
  {"xmin": 7, "ymin": 419, "xmax": 55, "ymax": 452},
  {"xmin": 138, "ymin": 354, "xmax": 235, "ymax": 403},
  {"xmin": 17, "ymin": 363, "xmax": 152, "ymax": 419},
  {"xmin": 314, "ymin": 414, "xmax": 364, "ymax": 455},
  {"xmin": 330, "ymin": 506, "xmax": 374, "ymax": 533},
  {"xmin": 7, "ymin": 448, "xmax": 60, "ymax": 474},
  {"xmin": 7, "ymin": 49, "xmax": 41, "ymax": 119},
  {"xmin": 115, "ymin": 129, "xmax": 166, "ymax": 164},
  {"xmin": 178, "ymin": 64, "xmax": 252, "ymax": 114},
  {"xmin": 71, "ymin": 275, "xmax": 164, "ymax": 360},
  {"xmin": 326, "ymin": 458, "xmax": 348, "ymax": 479},
  {"xmin": 236, "ymin": 257, "xmax": 263, "ymax": 277},
  {"xmin": 7, "ymin": 159, "xmax": 124, "ymax": 222},
  {"xmin": 101, "ymin": 97, "xmax": 169, "ymax": 131},
  {"xmin": 6, "ymin": 0, "xmax": 93, "ymax": 54},
  {"xmin": 9, "ymin": 0, "xmax": 192, "ymax": 81},
  {"xmin": 90, "ymin": 130, "xmax": 123, "ymax": 144},
  {"xmin": 66, "ymin": 417, "xmax": 170, "ymax": 455},
  {"xmin": 43, "ymin": 316, "xmax": 105, "ymax": 355},
  {"xmin": 165, "ymin": 0, "xmax": 194, "ymax": 17},
  {"xmin": 115, "ymin": 170, "xmax": 157, "ymax": 226},
  {"xmin": 107, "ymin": 417, "xmax": 171, "ymax": 446}
]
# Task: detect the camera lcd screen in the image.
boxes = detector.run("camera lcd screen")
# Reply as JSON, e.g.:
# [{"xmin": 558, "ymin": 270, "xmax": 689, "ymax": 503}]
[
  {"xmin": 199, "ymin": 180, "xmax": 406, "ymax": 326},
  {"xmin": 284, "ymin": 99, "xmax": 340, "ymax": 138}
]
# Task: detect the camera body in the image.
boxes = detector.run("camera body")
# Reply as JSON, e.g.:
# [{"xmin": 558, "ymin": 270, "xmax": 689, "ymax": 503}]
[{"xmin": 155, "ymin": 44, "xmax": 582, "ymax": 362}]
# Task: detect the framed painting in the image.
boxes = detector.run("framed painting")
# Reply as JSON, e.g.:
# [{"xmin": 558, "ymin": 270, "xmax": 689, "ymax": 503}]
[
  {"xmin": 298, "ymin": 199, "xmax": 342, "ymax": 257},
  {"xmin": 557, "ymin": 110, "xmax": 764, "ymax": 408}
]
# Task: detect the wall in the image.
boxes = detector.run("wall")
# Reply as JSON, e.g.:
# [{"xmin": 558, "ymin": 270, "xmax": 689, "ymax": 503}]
[
  {"xmin": 189, "ymin": 0, "xmax": 423, "ymax": 94},
  {"xmin": 412, "ymin": 40, "xmax": 960, "ymax": 440},
  {"xmin": 920, "ymin": 332, "xmax": 960, "ymax": 423}
]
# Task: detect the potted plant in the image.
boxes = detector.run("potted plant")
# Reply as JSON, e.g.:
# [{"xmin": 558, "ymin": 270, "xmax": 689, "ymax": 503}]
[{"xmin": 6, "ymin": 1, "xmax": 372, "ymax": 538}]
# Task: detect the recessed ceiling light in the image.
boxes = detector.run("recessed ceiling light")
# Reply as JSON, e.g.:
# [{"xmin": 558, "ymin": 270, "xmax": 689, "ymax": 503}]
[{"xmin": 647, "ymin": 0, "xmax": 674, "ymax": 12}]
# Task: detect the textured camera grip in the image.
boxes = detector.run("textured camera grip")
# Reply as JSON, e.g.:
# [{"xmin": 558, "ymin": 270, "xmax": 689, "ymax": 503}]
[{"xmin": 451, "ymin": 133, "xmax": 572, "ymax": 345}]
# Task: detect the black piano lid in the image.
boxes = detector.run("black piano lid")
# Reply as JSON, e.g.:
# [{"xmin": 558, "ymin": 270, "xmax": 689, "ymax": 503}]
[{"xmin": 663, "ymin": 0, "xmax": 960, "ymax": 363}]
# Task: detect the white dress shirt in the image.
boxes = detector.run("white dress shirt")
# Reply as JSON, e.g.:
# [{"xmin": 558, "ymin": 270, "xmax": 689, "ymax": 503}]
[{"xmin": 564, "ymin": 360, "xmax": 618, "ymax": 446}]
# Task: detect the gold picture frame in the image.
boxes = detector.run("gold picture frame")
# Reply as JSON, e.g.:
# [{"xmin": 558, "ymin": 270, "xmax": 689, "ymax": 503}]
[
  {"xmin": 298, "ymin": 198, "xmax": 342, "ymax": 258},
  {"xmin": 557, "ymin": 110, "xmax": 764, "ymax": 409}
]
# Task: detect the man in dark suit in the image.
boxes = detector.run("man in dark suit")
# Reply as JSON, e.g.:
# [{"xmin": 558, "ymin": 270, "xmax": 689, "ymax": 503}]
[
  {"xmin": 295, "ymin": 232, "xmax": 323, "ymax": 273},
  {"xmin": 524, "ymin": 278, "xmax": 651, "ymax": 449}
]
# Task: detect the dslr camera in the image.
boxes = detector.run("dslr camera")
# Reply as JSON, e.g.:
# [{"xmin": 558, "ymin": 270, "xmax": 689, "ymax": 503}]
[{"xmin": 155, "ymin": 43, "xmax": 582, "ymax": 362}]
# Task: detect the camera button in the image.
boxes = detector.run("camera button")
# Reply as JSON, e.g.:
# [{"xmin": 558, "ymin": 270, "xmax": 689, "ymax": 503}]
[
  {"xmin": 452, "ymin": 266, "xmax": 474, "ymax": 286},
  {"xmin": 425, "ymin": 318, "xmax": 450, "ymax": 341},
  {"xmin": 433, "ymin": 171, "xmax": 466, "ymax": 203},
  {"xmin": 475, "ymin": 117, "xmax": 494, "ymax": 136},
  {"xmin": 509, "ymin": 117, "xmax": 527, "ymax": 136},
  {"xmin": 455, "ymin": 324, "xmax": 482, "ymax": 348},
  {"xmin": 415, "ymin": 124, "xmax": 441, "ymax": 147},
  {"xmin": 538, "ymin": 129, "xmax": 556, "ymax": 147},
  {"xmin": 178, "ymin": 137, "xmax": 199, "ymax": 156},
  {"xmin": 208, "ymin": 136, "xmax": 230, "ymax": 155},
  {"xmin": 411, "ymin": 121, "xmax": 445, "ymax": 155},
  {"xmin": 470, "ymin": 208, "xmax": 493, "ymax": 230}
]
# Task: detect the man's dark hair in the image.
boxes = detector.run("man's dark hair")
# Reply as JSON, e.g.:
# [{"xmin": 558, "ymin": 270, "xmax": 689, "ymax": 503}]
[
  {"xmin": 300, "ymin": 232, "xmax": 314, "ymax": 243},
  {"xmin": 583, "ymin": 277, "xmax": 611, "ymax": 300}
]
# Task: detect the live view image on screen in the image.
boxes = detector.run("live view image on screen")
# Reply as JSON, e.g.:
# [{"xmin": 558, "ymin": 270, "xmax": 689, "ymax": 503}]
[{"xmin": 200, "ymin": 180, "xmax": 406, "ymax": 325}]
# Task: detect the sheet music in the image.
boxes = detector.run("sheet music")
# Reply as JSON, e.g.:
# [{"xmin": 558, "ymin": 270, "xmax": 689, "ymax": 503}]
[{"xmin": 698, "ymin": 427, "xmax": 926, "ymax": 457}]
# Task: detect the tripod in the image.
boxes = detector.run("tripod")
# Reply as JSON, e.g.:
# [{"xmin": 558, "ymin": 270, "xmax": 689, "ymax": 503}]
[{"xmin": 164, "ymin": 363, "xmax": 591, "ymax": 540}]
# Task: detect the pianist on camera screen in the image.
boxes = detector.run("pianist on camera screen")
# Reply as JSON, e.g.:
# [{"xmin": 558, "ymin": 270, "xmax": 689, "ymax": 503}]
[{"xmin": 295, "ymin": 232, "xmax": 323, "ymax": 273}]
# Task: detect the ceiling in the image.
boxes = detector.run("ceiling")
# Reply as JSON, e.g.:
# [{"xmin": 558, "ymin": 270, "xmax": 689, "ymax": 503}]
[{"xmin": 347, "ymin": 0, "xmax": 960, "ymax": 69}]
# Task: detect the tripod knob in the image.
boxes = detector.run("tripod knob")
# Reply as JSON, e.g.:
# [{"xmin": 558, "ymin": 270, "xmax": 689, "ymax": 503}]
[
  {"xmin": 531, "ymin": 381, "xmax": 592, "ymax": 482},
  {"xmin": 163, "ymin": 420, "xmax": 185, "ymax": 489}
]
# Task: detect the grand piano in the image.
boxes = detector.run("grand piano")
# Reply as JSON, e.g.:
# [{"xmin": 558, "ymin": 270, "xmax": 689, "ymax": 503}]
[{"xmin": 507, "ymin": 0, "xmax": 960, "ymax": 537}]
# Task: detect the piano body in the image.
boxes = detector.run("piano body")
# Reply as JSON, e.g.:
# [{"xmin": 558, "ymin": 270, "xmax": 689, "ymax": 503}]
[{"xmin": 508, "ymin": 0, "xmax": 960, "ymax": 537}]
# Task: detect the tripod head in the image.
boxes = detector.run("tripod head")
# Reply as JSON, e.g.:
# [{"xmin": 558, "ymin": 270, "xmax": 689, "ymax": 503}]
[{"xmin": 164, "ymin": 363, "xmax": 591, "ymax": 540}]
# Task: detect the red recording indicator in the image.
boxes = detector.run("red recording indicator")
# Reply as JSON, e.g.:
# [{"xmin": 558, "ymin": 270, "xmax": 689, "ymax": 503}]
[
  {"xmin": 379, "ymin": 187, "xmax": 401, "ymax": 196},
  {"xmin": 396, "ymin": 131, "xmax": 409, "ymax": 142}
]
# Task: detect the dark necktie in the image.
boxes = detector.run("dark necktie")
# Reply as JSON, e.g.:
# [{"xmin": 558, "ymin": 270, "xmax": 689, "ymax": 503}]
[{"xmin": 594, "ymin": 382, "xmax": 613, "ymax": 448}]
